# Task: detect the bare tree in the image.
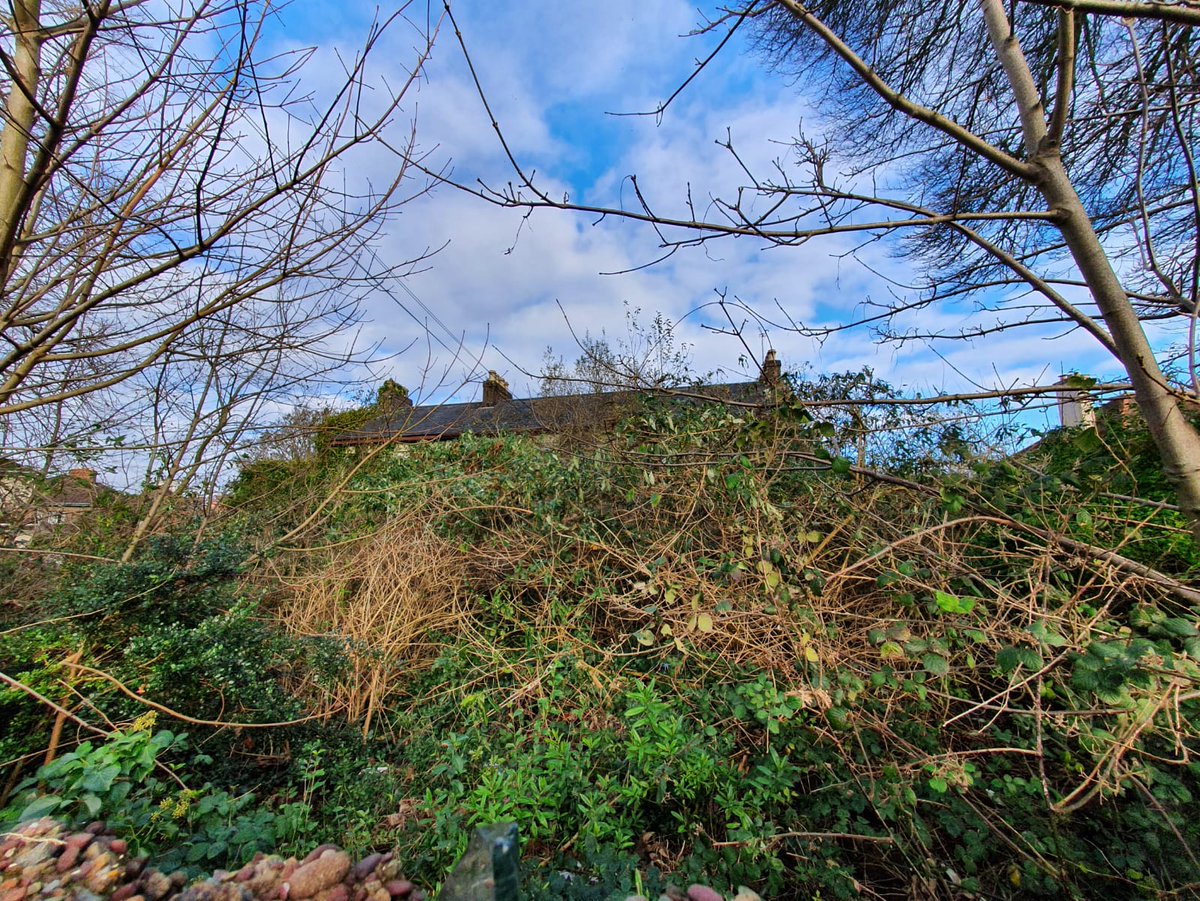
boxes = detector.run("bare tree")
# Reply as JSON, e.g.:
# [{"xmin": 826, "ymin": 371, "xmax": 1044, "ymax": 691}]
[
  {"xmin": 0, "ymin": 0, "xmax": 440, "ymax": 419},
  {"xmin": 539, "ymin": 305, "xmax": 696, "ymax": 395},
  {"xmin": 441, "ymin": 0, "xmax": 1200, "ymax": 543},
  {"xmin": 117, "ymin": 288, "xmax": 375, "ymax": 560}
]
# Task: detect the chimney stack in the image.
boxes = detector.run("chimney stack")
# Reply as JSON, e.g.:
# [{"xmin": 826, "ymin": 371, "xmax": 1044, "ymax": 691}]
[
  {"xmin": 482, "ymin": 371, "xmax": 512, "ymax": 406},
  {"xmin": 1054, "ymin": 375, "xmax": 1096, "ymax": 429},
  {"xmin": 68, "ymin": 468, "xmax": 96, "ymax": 483},
  {"xmin": 760, "ymin": 350, "xmax": 782, "ymax": 387}
]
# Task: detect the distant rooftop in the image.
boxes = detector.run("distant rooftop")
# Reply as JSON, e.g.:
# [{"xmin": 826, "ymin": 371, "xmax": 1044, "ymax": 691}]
[{"xmin": 333, "ymin": 353, "xmax": 788, "ymax": 447}]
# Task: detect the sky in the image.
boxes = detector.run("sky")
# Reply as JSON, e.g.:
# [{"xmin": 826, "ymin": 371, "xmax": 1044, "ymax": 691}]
[{"xmin": 269, "ymin": 0, "xmax": 1126, "ymax": 419}]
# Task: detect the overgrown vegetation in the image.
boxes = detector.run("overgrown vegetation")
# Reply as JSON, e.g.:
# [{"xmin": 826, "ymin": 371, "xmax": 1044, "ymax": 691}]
[{"xmin": 3, "ymin": 379, "xmax": 1198, "ymax": 899}]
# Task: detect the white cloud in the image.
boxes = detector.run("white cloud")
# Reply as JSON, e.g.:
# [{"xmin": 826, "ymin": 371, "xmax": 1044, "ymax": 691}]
[{"xmin": 268, "ymin": 0, "xmax": 1134, "ymax": 411}]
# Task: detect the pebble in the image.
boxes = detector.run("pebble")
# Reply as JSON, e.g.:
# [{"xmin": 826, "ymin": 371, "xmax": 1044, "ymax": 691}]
[
  {"xmin": 56, "ymin": 847, "xmax": 81, "ymax": 874},
  {"xmin": 85, "ymin": 853, "xmax": 119, "ymax": 894},
  {"xmin": 0, "ymin": 817, "xmax": 763, "ymax": 901},
  {"xmin": 286, "ymin": 851, "xmax": 349, "ymax": 899},
  {"xmin": 141, "ymin": 871, "xmax": 172, "ymax": 901},
  {"xmin": 300, "ymin": 848, "xmax": 339, "ymax": 867},
  {"xmin": 349, "ymin": 857, "xmax": 379, "ymax": 884}
]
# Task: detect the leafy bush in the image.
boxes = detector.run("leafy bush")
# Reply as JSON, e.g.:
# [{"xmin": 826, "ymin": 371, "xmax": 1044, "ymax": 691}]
[
  {"xmin": 0, "ymin": 720, "xmax": 319, "ymax": 875},
  {"xmin": 276, "ymin": 398, "xmax": 1198, "ymax": 898},
  {"xmin": 7, "ymin": 385, "xmax": 1198, "ymax": 898}
]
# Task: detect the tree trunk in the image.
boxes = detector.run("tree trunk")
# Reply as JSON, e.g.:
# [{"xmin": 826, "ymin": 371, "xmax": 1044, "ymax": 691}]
[
  {"xmin": 1036, "ymin": 154, "xmax": 1200, "ymax": 543},
  {"xmin": 0, "ymin": 0, "xmax": 43, "ymax": 266},
  {"xmin": 980, "ymin": 0, "xmax": 1200, "ymax": 544}
]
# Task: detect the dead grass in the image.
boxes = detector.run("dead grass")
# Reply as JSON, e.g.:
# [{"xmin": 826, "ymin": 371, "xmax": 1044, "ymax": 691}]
[{"xmin": 280, "ymin": 515, "xmax": 472, "ymax": 736}]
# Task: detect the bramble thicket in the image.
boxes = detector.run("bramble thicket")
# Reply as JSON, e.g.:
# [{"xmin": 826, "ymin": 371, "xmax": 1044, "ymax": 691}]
[{"xmin": 2, "ymin": 382, "xmax": 1198, "ymax": 899}]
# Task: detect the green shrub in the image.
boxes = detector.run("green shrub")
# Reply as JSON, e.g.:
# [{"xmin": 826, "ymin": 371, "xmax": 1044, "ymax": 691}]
[{"xmin": 0, "ymin": 722, "xmax": 319, "ymax": 875}]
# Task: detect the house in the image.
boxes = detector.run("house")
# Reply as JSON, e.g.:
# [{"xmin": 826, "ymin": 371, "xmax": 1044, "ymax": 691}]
[
  {"xmin": 0, "ymin": 464, "xmax": 114, "ymax": 546},
  {"xmin": 332, "ymin": 351, "xmax": 788, "ymax": 447}
]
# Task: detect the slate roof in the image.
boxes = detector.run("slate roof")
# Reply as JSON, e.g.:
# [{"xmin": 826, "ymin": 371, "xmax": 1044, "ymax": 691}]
[{"xmin": 332, "ymin": 379, "xmax": 777, "ymax": 446}]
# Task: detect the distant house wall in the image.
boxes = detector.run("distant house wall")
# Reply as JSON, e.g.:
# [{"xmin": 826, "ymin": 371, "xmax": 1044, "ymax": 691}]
[{"xmin": 0, "ymin": 466, "xmax": 109, "ymax": 546}]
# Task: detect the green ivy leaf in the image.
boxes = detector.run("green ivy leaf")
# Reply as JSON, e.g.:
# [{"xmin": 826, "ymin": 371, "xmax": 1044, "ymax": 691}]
[
  {"xmin": 19, "ymin": 795, "xmax": 63, "ymax": 822},
  {"xmin": 80, "ymin": 793, "xmax": 103, "ymax": 817},
  {"xmin": 80, "ymin": 763, "xmax": 121, "ymax": 794}
]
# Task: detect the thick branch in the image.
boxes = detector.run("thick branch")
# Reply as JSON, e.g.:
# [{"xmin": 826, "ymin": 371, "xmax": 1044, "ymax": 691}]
[{"xmin": 1021, "ymin": 0, "xmax": 1200, "ymax": 26}]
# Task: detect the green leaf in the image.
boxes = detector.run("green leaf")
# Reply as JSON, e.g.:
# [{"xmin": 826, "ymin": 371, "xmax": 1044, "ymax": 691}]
[
  {"xmin": 1015, "ymin": 647, "xmax": 1044, "ymax": 670},
  {"xmin": 830, "ymin": 457, "xmax": 852, "ymax": 475},
  {"xmin": 80, "ymin": 763, "xmax": 121, "ymax": 794},
  {"xmin": 1027, "ymin": 621, "xmax": 1068, "ymax": 647},
  {"xmin": 80, "ymin": 793, "xmax": 103, "ymax": 817},
  {"xmin": 923, "ymin": 654, "xmax": 950, "ymax": 677},
  {"xmin": 995, "ymin": 646, "xmax": 1021, "ymax": 673},
  {"xmin": 20, "ymin": 795, "xmax": 63, "ymax": 822},
  {"xmin": 1069, "ymin": 428, "xmax": 1102, "ymax": 453},
  {"xmin": 935, "ymin": 590, "xmax": 974, "ymax": 615},
  {"xmin": 1183, "ymin": 636, "xmax": 1200, "ymax": 660},
  {"xmin": 825, "ymin": 707, "xmax": 852, "ymax": 731},
  {"xmin": 1071, "ymin": 664, "xmax": 1100, "ymax": 692},
  {"xmin": 696, "ymin": 613, "xmax": 714, "ymax": 633},
  {"xmin": 879, "ymin": 641, "xmax": 905, "ymax": 660},
  {"xmin": 1162, "ymin": 617, "xmax": 1199, "ymax": 638}
]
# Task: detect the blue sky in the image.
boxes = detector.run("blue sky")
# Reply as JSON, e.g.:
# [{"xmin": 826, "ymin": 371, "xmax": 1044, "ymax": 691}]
[{"xmin": 269, "ymin": 0, "xmax": 1125, "ymax": 420}]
